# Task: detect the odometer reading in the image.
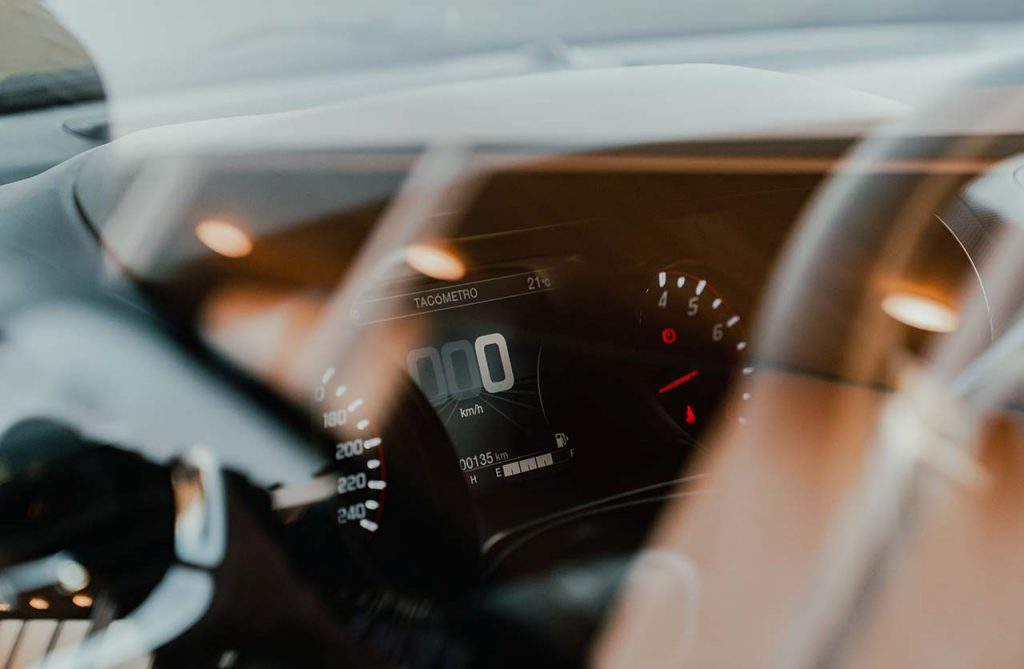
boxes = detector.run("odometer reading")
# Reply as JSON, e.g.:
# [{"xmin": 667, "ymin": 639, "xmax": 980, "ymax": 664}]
[{"xmin": 458, "ymin": 450, "xmax": 511, "ymax": 472}]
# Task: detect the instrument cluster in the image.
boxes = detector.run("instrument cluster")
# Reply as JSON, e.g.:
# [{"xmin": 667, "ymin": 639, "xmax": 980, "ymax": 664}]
[
  {"xmin": 315, "ymin": 242, "xmax": 767, "ymax": 584},
  {"xmin": 143, "ymin": 154, "xmax": 823, "ymax": 587}
]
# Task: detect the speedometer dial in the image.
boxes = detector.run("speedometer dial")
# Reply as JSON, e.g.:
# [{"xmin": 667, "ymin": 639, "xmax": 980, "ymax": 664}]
[
  {"xmin": 314, "ymin": 367, "xmax": 386, "ymax": 536},
  {"xmin": 305, "ymin": 356, "xmax": 481, "ymax": 597},
  {"xmin": 640, "ymin": 270, "xmax": 751, "ymax": 435}
]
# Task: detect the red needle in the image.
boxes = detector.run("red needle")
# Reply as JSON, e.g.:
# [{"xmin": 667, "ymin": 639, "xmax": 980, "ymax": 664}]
[{"xmin": 658, "ymin": 370, "xmax": 698, "ymax": 394}]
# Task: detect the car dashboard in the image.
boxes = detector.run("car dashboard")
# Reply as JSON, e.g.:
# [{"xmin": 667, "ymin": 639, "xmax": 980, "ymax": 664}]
[
  {"xmin": 0, "ymin": 58, "xmax": 1011, "ymax": 667},
  {"xmin": 71, "ymin": 140, "xmax": 980, "ymax": 596}
]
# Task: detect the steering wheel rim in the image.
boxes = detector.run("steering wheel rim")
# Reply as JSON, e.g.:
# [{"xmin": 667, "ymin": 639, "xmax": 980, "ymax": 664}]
[{"xmin": 594, "ymin": 59, "xmax": 1024, "ymax": 669}]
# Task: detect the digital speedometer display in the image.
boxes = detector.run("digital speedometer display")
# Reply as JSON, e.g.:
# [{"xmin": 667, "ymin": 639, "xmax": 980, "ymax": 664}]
[{"xmin": 352, "ymin": 267, "xmax": 575, "ymax": 492}]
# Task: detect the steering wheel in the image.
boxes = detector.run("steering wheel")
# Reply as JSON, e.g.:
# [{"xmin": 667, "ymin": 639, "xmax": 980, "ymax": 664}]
[
  {"xmin": 594, "ymin": 62, "xmax": 1024, "ymax": 668},
  {"xmin": 0, "ymin": 151, "xmax": 627, "ymax": 668}
]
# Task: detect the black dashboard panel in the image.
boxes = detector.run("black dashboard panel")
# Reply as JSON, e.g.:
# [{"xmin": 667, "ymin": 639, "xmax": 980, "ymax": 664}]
[
  {"xmin": 93, "ymin": 146, "xmax": 828, "ymax": 580},
  {"xmin": 75, "ymin": 142, "xmax": 981, "ymax": 587}
]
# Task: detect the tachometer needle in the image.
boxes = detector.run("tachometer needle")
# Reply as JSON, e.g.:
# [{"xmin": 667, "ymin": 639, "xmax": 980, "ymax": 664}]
[{"xmin": 658, "ymin": 370, "xmax": 698, "ymax": 394}]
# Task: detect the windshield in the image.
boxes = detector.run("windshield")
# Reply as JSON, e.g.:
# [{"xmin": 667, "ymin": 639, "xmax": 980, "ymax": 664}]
[
  {"xmin": 48, "ymin": 0, "xmax": 1024, "ymax": 60},
  {"xmin": 42, "ymin": 0, "xmax": 1024, "ymax": 134},
  {"xmin": 285, "ymin": 0, "xmax": 1024, "ymax": 44}
]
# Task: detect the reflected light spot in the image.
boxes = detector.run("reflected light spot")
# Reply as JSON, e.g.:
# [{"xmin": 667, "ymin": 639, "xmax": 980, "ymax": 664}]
[
  {"xmin": 72, "ymin": 594, "xmax": 94, "ymax": 608},
  {"xmin": 405, "ymin": 243, "xmax": 465, "ymax": 281},
  {"xmin": 28, "ymin": 597, "xmax": 49, "ymax": 611},
  {"xmin": 56, "ymin": 559, "xmax": 89, "ymax": 593},
  {"xmin": 881, "ymin": 292, "xmax": 959, "ymax": 333},
  {"xmin": 0, "ymin": 602, "xmax": 10, "ymax": 612},
  {"xmin": 196, "ymin": 220, "xmax": 253, "ymax": 258}
]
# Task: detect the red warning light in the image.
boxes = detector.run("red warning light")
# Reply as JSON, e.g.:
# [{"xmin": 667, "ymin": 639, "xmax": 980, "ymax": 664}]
[
  {"xmin": 661, "ymin": 327, "xmax": 677, "ymax": 345},
  {"xmin": 685, "ymin": 405, "xmax": 697, "ymax": 425}
]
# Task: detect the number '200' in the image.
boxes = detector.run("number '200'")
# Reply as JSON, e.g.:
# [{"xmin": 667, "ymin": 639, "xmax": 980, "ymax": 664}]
[{"xmin": 407, "ymin": 333, "xmax": 514, "ymax": 402}]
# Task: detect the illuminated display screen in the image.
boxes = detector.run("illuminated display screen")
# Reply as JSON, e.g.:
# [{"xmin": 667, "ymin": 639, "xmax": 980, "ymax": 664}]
[{"xmin": 352, "ymin": 267, "xmax": 574, "ymax": 492}]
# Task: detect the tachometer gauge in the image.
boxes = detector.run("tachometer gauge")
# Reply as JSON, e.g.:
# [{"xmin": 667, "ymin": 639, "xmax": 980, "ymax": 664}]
[
  {"xmin": 640, "ymin": 270, "xmax": 751, "ymax": 435},
  {"xmin": 314, "ymin": 367, "xmax": 387, "ymax": 536}
]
